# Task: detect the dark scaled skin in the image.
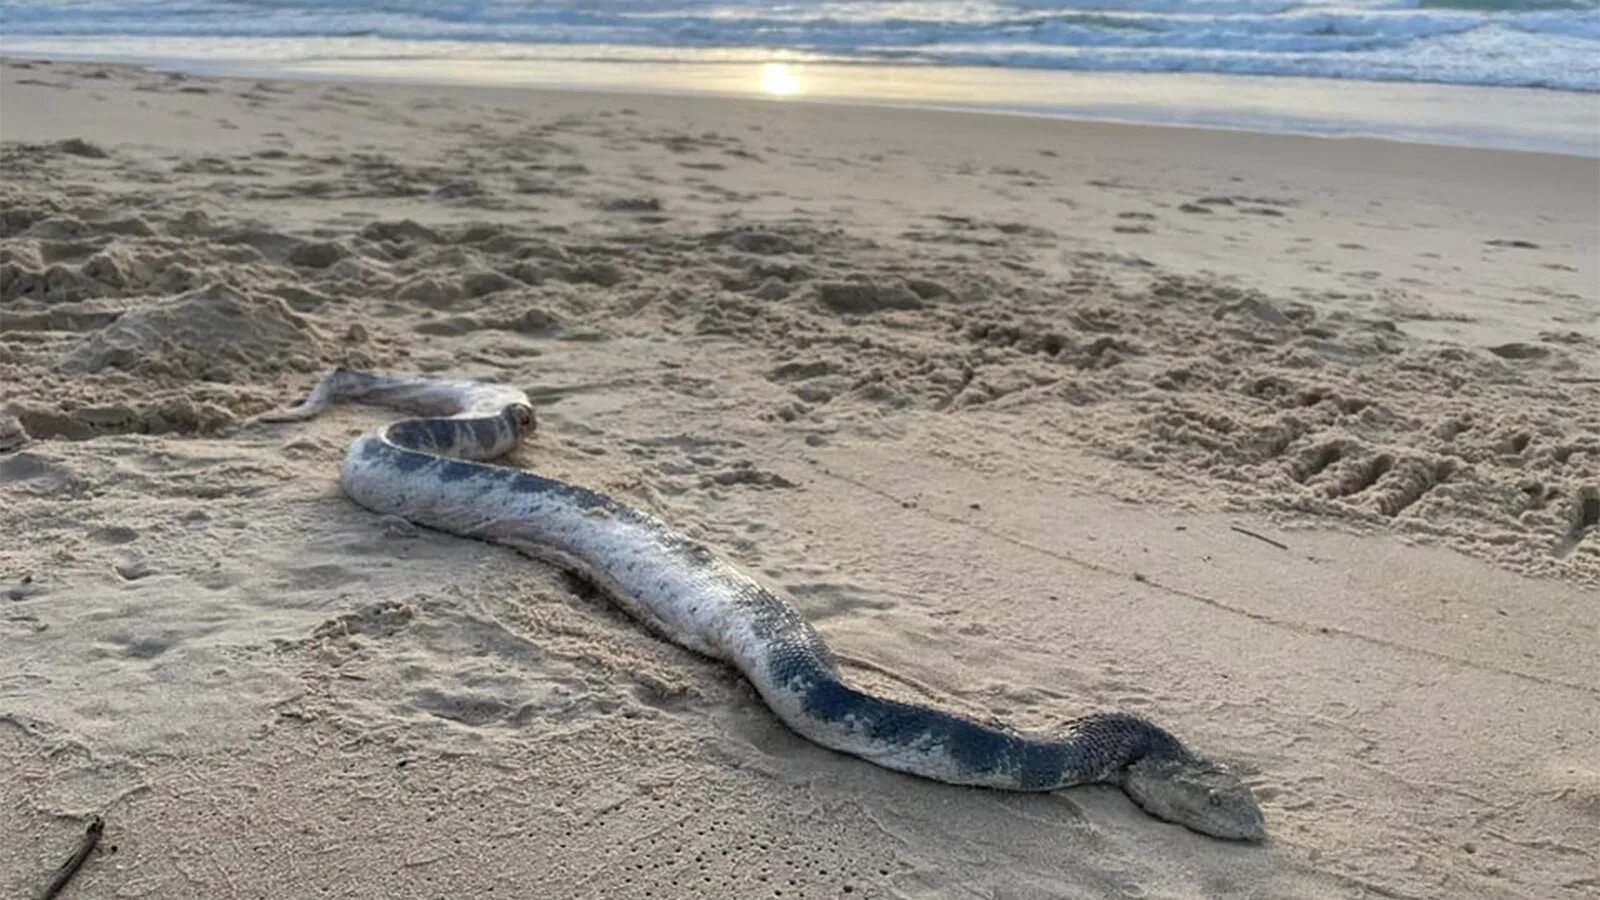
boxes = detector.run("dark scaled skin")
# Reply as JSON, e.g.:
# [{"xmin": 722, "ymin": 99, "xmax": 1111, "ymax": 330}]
[{"xmin": 262, "ymin": 368, "xmax": 1267, "ymax": 842}]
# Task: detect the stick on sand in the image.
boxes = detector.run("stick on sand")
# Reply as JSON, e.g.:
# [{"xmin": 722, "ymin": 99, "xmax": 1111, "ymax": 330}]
[
  {"xmin": 39, "ymin": 816, "xmax": 103, "ymax": 900},
  {"xmin": 1229, "ymin": 525, "xmax": 1290, "ymax": 551}
]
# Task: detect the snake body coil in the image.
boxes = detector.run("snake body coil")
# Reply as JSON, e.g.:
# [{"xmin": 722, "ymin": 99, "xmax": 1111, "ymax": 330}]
[{"xmin": 266, "ymin": 369, "xmax": 1265, "ymax": 841}]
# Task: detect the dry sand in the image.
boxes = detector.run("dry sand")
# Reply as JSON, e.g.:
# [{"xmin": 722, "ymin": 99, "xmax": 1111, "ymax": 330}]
[{"xmin": 2, "ymin": 58, "xmax": 1597, "ymax": 899}]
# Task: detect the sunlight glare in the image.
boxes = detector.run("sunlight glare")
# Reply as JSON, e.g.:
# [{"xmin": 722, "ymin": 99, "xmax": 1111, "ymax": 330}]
[{"xmin": 759, "ymin": 62, "xmax": 803, "ymax": 97}]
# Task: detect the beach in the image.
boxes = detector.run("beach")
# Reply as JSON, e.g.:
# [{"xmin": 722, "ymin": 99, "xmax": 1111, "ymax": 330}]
[{"xmin": 2, "ymin": 57, "xmax": 1597, "ymax": 899}]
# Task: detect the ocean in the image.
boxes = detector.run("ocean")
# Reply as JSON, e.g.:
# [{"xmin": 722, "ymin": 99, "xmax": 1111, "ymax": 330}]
[{"xmin": 3, "ymin": 0, "xmax": 1597, "ymax": 92}]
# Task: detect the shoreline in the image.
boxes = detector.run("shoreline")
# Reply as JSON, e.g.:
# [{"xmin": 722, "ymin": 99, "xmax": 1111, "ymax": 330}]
[
  {"xmin": 3, "ymin": 38, "xmax": 1598, "ymax": 157},
  {"xmin": 4, "ymin": 56, "xmax": 1596, "ymax": 364}
]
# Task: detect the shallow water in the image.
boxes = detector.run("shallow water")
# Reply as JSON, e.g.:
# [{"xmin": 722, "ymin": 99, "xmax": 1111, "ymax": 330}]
[{"xmin": 4, "ymin": 37, "xmax": 1596, "ymax": 155}]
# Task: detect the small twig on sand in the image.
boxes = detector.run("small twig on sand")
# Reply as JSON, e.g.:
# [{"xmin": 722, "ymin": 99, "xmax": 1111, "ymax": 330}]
[
  {"xmin": 1228, "ymin": 525, "xmax": 1289, "ymax": 551},
  {"xmin": 39, "ymin": 816, "xmax": 103, "ymax": 900}
]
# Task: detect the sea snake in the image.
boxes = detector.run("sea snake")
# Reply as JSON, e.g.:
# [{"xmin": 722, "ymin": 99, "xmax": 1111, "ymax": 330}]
[{"xmin": 262, "ymin": 368, "xmax": 1265, "ymax": 841}]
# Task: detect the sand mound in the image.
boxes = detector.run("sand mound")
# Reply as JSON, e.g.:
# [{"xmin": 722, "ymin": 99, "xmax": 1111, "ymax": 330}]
[
  {"xmin": 58, "ymin": 283, "xmax": 326, "ymax": 381},
  {"xmin": 815, "ymin": 277, "xmax": 926, "ymax": 314},
  {"xmin": 5, "ymin": 386, "xmax": 242, "ymax": 442},
  {"xmin": 0, "ymin": 412, "xmax": 29, "ymax": 451}
]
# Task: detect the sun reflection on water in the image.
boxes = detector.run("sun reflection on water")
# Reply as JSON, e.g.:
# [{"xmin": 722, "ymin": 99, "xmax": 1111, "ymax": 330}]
[{"xmin": 759, "ymin": 62, "xmax": 803, "ymax": 97}]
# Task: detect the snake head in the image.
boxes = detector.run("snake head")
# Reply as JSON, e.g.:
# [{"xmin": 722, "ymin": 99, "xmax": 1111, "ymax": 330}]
[
  {"xmin": 510, "ymin": 403, "xmax": 537, "ymax": 434},
  {"xmin": 1122, "ymin": 755, "xmax": 1265, "ymax": 841}
]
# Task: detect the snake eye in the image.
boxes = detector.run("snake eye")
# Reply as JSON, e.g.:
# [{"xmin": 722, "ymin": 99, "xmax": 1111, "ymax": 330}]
[{"xmin": 1208, "ymin": 794, "xmax": 1223, "ymax": 807}]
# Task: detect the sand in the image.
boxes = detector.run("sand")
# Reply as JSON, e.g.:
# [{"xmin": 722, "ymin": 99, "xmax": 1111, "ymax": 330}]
[{"xmin": 2, "ymin": 57, "xmax": 1597, "ymax": 899}]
